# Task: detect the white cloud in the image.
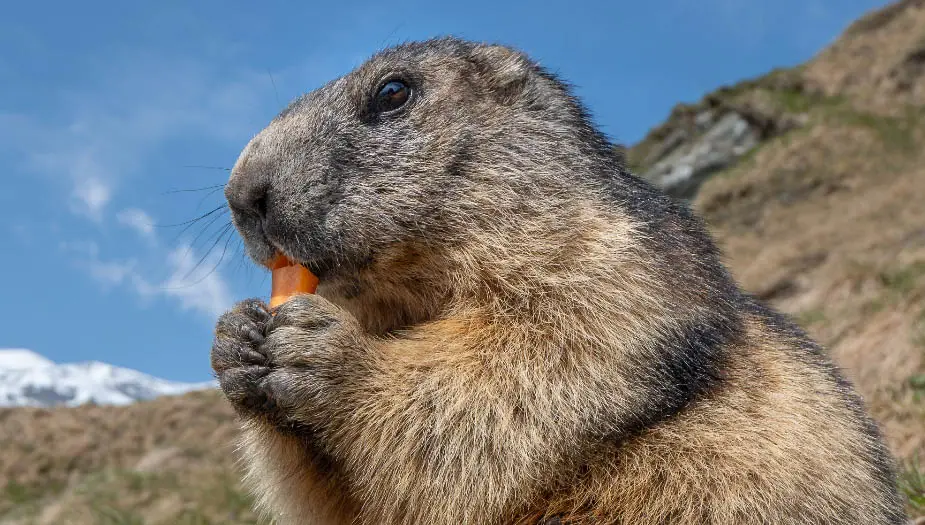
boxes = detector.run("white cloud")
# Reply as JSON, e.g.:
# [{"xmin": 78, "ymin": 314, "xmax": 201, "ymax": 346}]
[
  {"xmin": 0, "ymin": 50, "xmax": 278, "ymax": 227},
  {"xmin": 117, "ymin": 208, "xmax": 156, "ymax": 240},
  {"xmin": 60, "ymin": 241, "xmax": 136, "ymax": 291},
  {"xmin": 87, "ymin": 259, "xmax": 139, "ymax": 289},
  {"xmin": 59, "ymin": 240, "xmax": 100, "ymax": 258},
  {"xmin": 61, "ymin": 238, "xmax": 233, "ymax": 320},
  {"xmin": 2, "ymin": 41, "xmax": 358, "ymax": 323},
  {"xmin": 70, "ymin": 177, "xmax": 111, "ymax": 221},
  {"xmin": 1, "ymin": 47, "xmax": 272, "ymax": 322},
  {"xmin": 159, "ymin": 245, "xmax": 234, "ymax": 318}
]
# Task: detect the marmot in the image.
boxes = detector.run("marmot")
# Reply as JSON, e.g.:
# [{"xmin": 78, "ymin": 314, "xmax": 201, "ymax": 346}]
[{"xmin": 211, "ymin": 37, "xmax": 907, "ymax": 524}]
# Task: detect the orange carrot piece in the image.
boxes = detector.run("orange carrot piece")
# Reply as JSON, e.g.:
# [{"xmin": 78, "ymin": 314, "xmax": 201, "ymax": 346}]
[{"xmin": 267, "ymin": 253, "xmax": 318, "ymax": 308}]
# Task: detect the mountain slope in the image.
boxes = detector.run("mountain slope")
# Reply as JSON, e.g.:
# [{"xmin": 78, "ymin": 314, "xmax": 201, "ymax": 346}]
[{"xmin": 0, "ymin": 349, "xmax": 214, "ymax": 408}]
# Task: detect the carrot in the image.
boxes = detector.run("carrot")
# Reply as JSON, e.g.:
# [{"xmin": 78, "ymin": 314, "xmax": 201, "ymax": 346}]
[{"xmin": 267, "ymin": 253, "xmax": 319, "ymax": 309}]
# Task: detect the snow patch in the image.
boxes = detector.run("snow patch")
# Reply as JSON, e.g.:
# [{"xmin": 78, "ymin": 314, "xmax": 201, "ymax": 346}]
[
  {"xmin": 0, "ymin": 349, "xmax": 55, "ymax": 370},
  {"xmin": 0, "ymin": 348, "xmax": 215, "ymax": 408}
]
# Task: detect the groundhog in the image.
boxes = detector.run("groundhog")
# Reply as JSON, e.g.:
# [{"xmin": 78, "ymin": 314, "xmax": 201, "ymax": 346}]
[{"xmin": 211, "ymin": 37, "xmax": 907, "ymax": 524}]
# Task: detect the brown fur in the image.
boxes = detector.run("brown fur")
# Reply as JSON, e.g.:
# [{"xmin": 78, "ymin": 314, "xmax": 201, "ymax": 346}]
[
  {"xmin": 519, "ymin": 314, "xmax": 900, "ymax": 524},
  {"xmin": 211, "ymin": 38, "xmax": 906, "ymax": 524}
]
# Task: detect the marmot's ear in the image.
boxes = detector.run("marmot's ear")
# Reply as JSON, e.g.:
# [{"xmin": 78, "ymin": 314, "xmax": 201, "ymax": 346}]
[{"xmin": 466, "ymin": 45, "xmax": 532, "ymax": 105}]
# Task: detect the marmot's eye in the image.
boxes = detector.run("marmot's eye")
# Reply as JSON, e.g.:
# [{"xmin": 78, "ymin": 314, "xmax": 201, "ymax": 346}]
[{"xmin": 376, "ymin": 80, "xmax": 410, "ymax": 113}]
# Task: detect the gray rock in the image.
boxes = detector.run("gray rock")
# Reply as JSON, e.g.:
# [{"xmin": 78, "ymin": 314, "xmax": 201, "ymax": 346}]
[
  {"xmin": 641, "ymin": 112, "xmax": 760, "ymax": 199},
  {"xmin": 695, "ymin": 110, "xmax": 716, "ymax": 130}
]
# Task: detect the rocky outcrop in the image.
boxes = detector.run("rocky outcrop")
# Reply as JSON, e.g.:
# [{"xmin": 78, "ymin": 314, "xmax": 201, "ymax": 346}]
[
  {"xmin": 640, "ymin": 111, "xmax": 758, "ymax": 199},
  {"xmin": 625, "ymin": 69, "xmax": 811, "ymax": 199},
  {"xmin": 628, "ymin": 1, "xmax": 925, "ymax": 201}
]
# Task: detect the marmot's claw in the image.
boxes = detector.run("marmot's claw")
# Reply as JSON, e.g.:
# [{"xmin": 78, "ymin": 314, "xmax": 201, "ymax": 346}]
[{"xmin": 266, "ymin": 293, "xmax": 344, "ymax": 333}]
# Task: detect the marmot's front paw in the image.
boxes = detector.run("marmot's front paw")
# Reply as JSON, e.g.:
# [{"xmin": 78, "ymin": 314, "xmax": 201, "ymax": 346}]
[
  {"xmin": 255, "ymin": 294, "xmax": 367, "ymax": 423},
  {"xmin": 211, "ymin": 298, "xmax": 277, "ymax": 418},
  {"xmin": 212, "ymin": 294, "xmax": 365, "ymax": 429}
]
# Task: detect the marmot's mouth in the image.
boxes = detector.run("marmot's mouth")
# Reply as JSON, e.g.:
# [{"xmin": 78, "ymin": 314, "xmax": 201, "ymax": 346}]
[
  {"xmin": 300, "ymin": 258, "xmax": 336, "ymax": 280},
  {"xmin": 266, "ymin": 240, "xmax": 328, "ymax": 279},
  {"xmin": 302, "ymin": 252, "xmax": 377, "ymax": 281},
  {"xmin": 266, "ymin": 238, "xmax": 375, "ymax": 282}
]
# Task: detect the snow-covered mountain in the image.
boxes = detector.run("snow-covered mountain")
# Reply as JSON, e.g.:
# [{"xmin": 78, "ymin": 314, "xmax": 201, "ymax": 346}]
[{"xmin": 0, "ymin": 348, "xmax": 216, "ymax": 408}]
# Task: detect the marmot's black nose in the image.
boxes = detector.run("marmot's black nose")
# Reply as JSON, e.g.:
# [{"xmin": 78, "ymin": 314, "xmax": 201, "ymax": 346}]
[{"xmin": 225, "ymin": 165, "xmax": 271, "ymax": 221}]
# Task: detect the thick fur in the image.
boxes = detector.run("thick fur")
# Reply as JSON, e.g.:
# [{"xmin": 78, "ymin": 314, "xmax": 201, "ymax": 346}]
[{"xmin": 211, "ymin": 37, "xmax": 907, "ymax": 524}]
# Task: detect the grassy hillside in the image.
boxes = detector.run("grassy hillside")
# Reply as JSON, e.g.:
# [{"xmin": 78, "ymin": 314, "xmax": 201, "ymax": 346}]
[
  {"xmin": 0, "ymin": 391, "xmax": 263, "ymax": 524},
  {"xmin": 3, "ymin": 0, "xmax": 925, "ymax": 522}
]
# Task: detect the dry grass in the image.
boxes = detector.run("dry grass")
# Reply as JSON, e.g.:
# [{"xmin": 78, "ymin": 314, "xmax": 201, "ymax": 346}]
[
  {"xmin": 694, "ymin": 91, "xmax": 925, "ymax": 464},
  {"xmin": 0, "ymin": 391, "xmax": 266, "ymax": 524},
  {"xmin": 804, "ymin": 0, "xmax": 925, "ymax": 113}
]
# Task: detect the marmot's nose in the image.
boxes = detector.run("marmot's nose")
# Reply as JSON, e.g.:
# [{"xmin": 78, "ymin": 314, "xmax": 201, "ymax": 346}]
[
  {"xmin": 225, "ymin": 156, "xmax": 271, "ymax": 221},
  {"xmin": 225, "ymin": 174, "xmax": 269, "ymax": 220}
]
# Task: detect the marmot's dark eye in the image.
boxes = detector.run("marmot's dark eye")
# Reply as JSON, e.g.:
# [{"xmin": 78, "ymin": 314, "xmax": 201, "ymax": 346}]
[{"xmin": 376, "ymin": 80, "xmax": 410, "ymax": 112}]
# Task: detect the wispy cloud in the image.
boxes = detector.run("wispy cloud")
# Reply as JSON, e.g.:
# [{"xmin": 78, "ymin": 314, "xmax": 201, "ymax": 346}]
[
  {"xmin": 59, "ymin": 240, "xmax": 101, "ymax": 258},
  {"xmin": 4, "ymin": 36, "xmax": 356, "ymax": 324},
  {"xmin": 3, "ymin": 47, "xmax": 273, "ymax": 322},
  {"xmin": 63, "ymin": 239, "xmax": 233, "ymax": 320},
  {"xmin": 70, "ymin": 177, "xmax": 112, "ymax": 221},
  {"xmin": 87, "ymin": 259, "xmax": 139, "ymax": 289},
  {"xmin": 117, "ymin": 208, "xmax": 156, "ymax": 241},
  {"xmin": 0, "ymin": 50, "xmax": 276, "ymax": 225},
  {"xmin": 159, "ymin": 245, "xmax": 234, "ymax": 318}
]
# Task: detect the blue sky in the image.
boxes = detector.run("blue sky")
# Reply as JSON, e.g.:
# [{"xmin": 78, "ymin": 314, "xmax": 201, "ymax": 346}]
[{"xmin": 0, "ymin": 0, "xmax": 890, "ymax": 382}]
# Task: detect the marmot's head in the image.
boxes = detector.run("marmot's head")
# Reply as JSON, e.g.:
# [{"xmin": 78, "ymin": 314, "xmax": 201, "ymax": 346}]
[{"xmin": 225, "ymin": 38, "xmax": 617, "ymax": 301}]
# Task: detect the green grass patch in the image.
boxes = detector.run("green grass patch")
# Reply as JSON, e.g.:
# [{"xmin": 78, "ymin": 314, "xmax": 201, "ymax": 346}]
[
  {"xmin": 766, "ymin": 89, "xmax": 843, "ymax": 114},
  {"xmin": 861, "ymin": 297, "xmax": 888, "ymax": 316},
  {"xmin": 796, "ymin": 309, "xmax": 827, "ymax": 327},
  {"xmin": 763, "ymin": 89, "xmax": 924, "ymax": 157},
  {"xmin": 901, "ymin": 457, "xmax": 925, "ymax": 518},
  {"xmin": 4, "ymin": 481, "xmax": 39, "ymax": 506},
  {"xmin": 174, "ymin": 509, "xmax": 218, "ymax": 525},
  {"xmin": 908, "ymin": 374, "xmax": 925, "ymax": 392},
  {"xmin": 41, "ymin": 468, "xmax": 266, "ymax": 525},
  {"xmin": 913, "ymin": 308, "xmax": 925, "ymax": 349},
  {"xmin": 1, "ymin": 479, "xmax": 65, "ymax": 518},
  {"xmin": 907, "ymin": 372, "xmax": 925, "ymax": 403},
  {"xmin": 878, "ymin": 262, "xmax": 925, "ymax": 297},
  {"xmin": 91, "ymin": 503, "xmax": 146, "ymax": 525},
  {"xmin": 837, "ymin": 110, "xmax": 921, "ymax": 155}
]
